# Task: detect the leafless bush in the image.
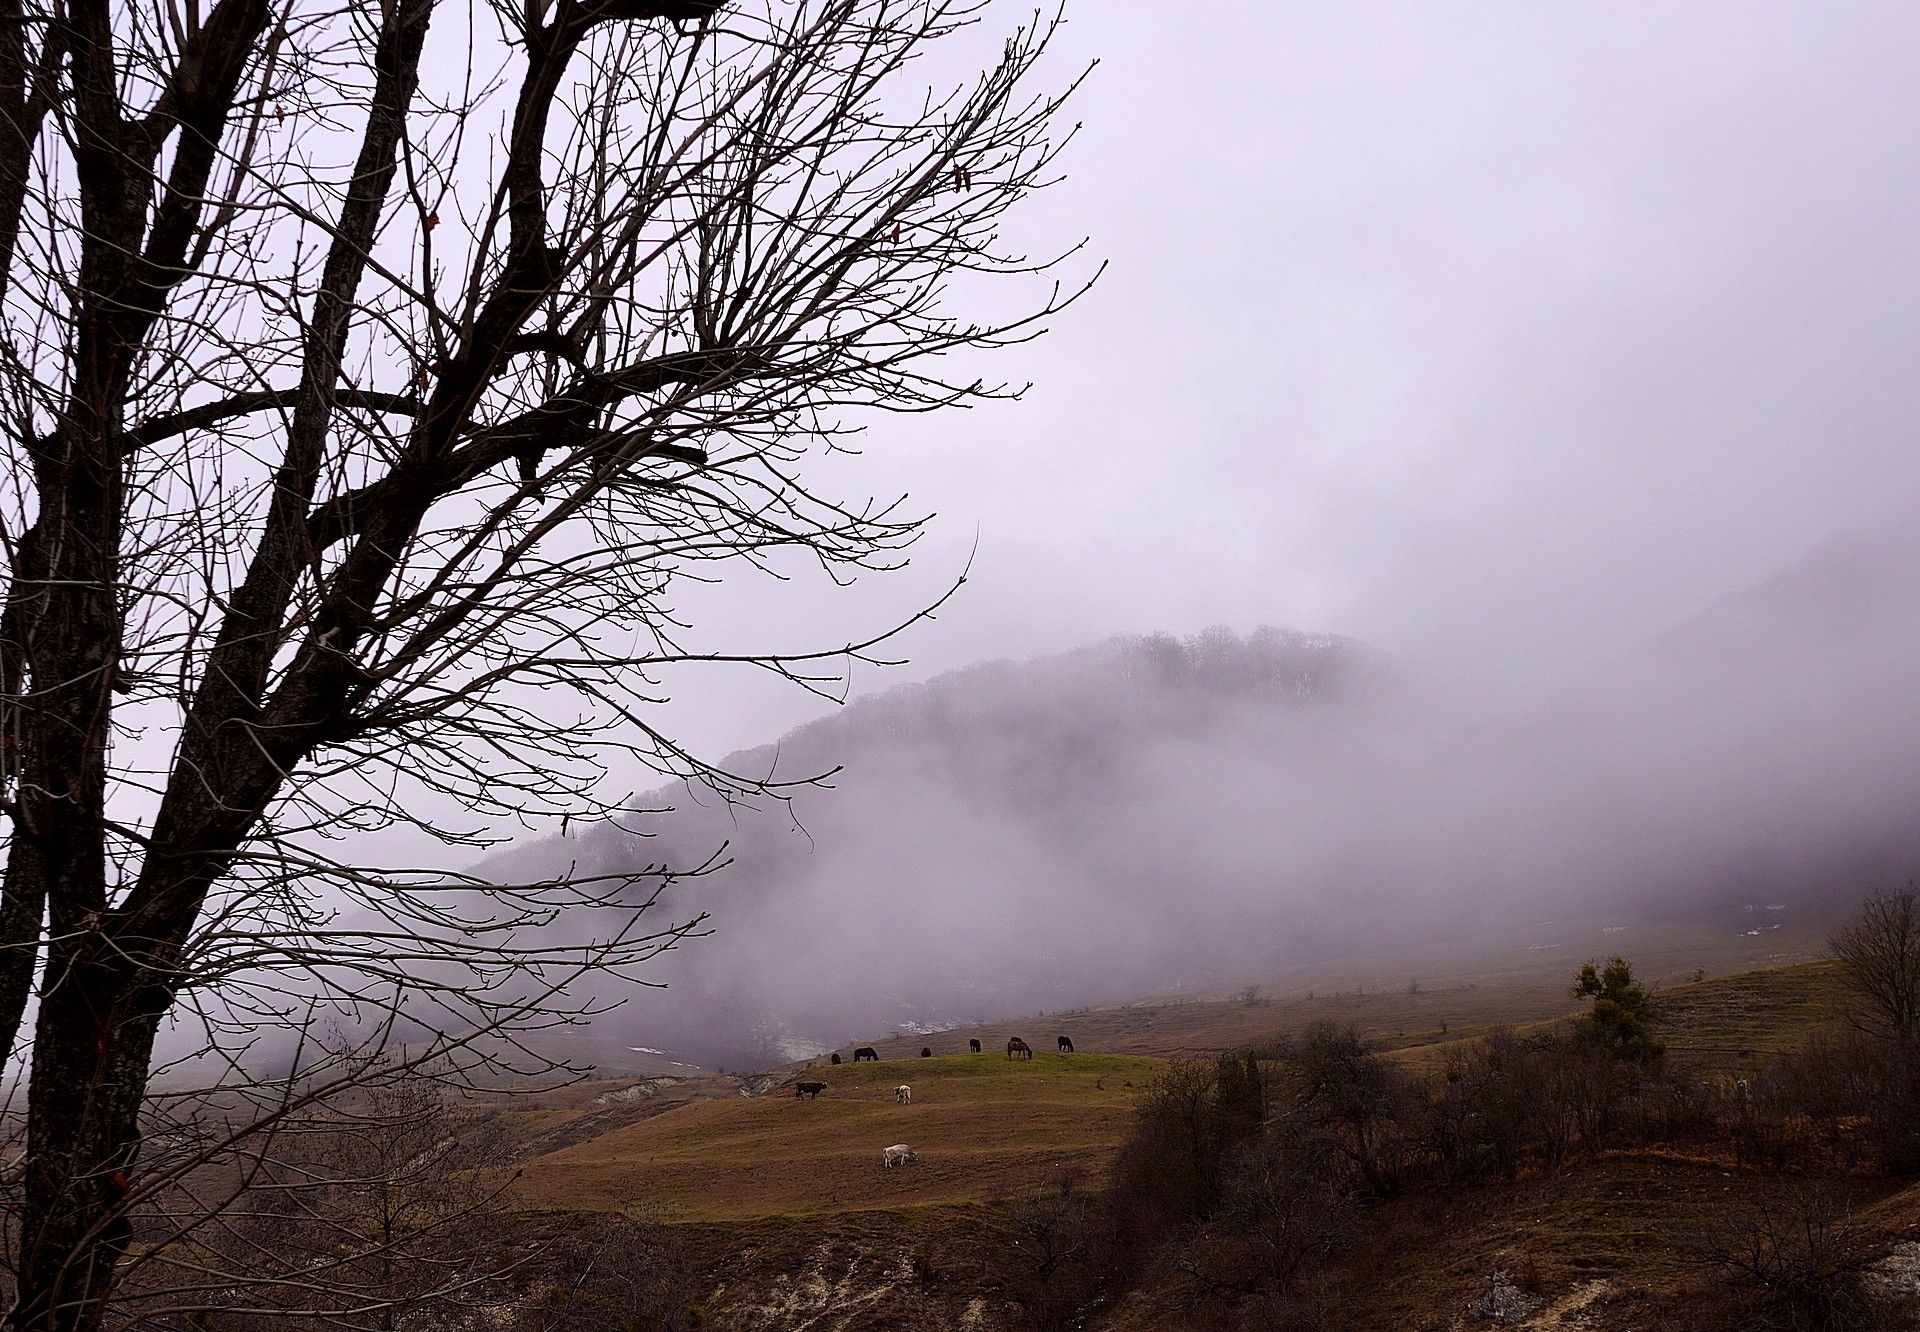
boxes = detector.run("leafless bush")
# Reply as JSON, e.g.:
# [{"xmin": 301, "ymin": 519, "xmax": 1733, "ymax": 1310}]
[
  {"xmin": 1830, "ymin": 887, "xmax": 1920, "ymax": 1042},
  {"xmin": 1616, "ymin": 1072, "xmax": 1721, "ymax": 1148},
  {"xmin": 1181, "ymin": 1119, "xmax": 1361, "ymax": 1317},
  {"xmin": 506, "ymin": 1219, "xmax": 700, "ymax": 1332},
  {"xmin": 117, "ymin": 1080, "xmax": 522, "ymax": 1330},
  {"xmin": 991, "ymin": 1166, "xmax": 1098, "ymax": 1332},
  {"xmin": 1271, "ymin": 1024, "xmax": 1416, "ymax": 1194},
  {"xmin": 1770, "ymin": 1027, "xmax": 1920, "ymax": 1175},
  {"xmin": 1678, "ymin": 1178, "xmax": 1912, "ymax": 1332},
  {"xmin": 1422, "ymin": 1025, "xmax": 1648, "ymax": 1179},
  {"xmin": 1426, "ymin": 1028, "xmax": 1546, "ymax": 1181}
]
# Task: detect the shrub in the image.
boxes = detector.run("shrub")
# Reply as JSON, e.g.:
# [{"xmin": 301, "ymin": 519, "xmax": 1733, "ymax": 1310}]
[{"xmin": 1679, "ymin": 1178, "xmax": 1912, "ymax": 1332}]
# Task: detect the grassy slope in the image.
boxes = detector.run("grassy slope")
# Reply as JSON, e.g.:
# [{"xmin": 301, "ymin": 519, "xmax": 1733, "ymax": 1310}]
[
  {"xmin": 1657, "ymin": 956, "xmax": 1849, "ymax": 1067},
  {"xmin": 508, "ymin": 1052, "xmax": 1160, "ymax": 1223},
  {"xmin": 858, "ymin": 915, "xmax": 1834, "ymax": 1066}
]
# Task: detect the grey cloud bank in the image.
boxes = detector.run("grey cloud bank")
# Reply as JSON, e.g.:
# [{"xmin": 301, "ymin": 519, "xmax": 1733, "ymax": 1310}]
[{"xmin": 478, "ymin": 5, "xmax": 1920, "ymax": 1062}]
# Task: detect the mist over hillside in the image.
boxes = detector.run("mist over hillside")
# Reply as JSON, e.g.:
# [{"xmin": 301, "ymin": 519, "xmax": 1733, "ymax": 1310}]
[
  {"xmin": 486, "ymin": 628, "xmax": 1394, "ymax": 1066},
  {"xmin": 487, "ymin": 534, "xmax": 1920, "ymax": 1069}
]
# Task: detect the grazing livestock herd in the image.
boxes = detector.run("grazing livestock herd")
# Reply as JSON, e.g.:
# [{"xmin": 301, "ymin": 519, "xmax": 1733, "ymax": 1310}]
[{"xmin": 793, "ymin": 1033, "xmax": 1081, "ymax": 1169}]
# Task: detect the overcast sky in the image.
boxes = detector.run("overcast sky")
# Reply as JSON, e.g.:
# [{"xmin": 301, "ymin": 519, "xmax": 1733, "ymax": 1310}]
[{"xmin": 659, "ymin": 1, "xmax": 1920, "ymax": 763}]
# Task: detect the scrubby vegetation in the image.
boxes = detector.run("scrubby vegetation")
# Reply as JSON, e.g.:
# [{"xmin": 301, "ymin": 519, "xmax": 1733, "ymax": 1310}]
[{"xmin": 978, "ymin": 934, "xmax": 1920, "ymax": 1330}]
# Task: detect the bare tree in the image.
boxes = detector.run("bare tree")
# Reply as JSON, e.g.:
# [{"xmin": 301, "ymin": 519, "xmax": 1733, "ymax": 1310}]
[
  {"xmin": 1829, "ymin": 886, "xmax": 1920, "ymax": 1042},
  {"xmin": 0, "ymin": 0, "xmax": 1086, "ymax": 1326}
]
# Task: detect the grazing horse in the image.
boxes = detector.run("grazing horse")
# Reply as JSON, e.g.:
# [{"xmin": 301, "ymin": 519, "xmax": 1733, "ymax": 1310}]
[
  {"xmin": 1006, "ymin": 1037, "xmax": 1033, "ymax": 1060},
  {"xmin": 795, "ymin": 1081, "xmax": 828, "ymax": 1099},
  {"xmin": 968, "ymin": 1038, "xmax": 982, "ymax": 1053},
  {"xmin": 894, "ymin": 1085, "xmax": 912, "ymax": 1104},
  {"xmin": 853, "ymin": 1047, "xmax": 879, "ymax": 1062},
  {"xmin": 830, "ymin": 1052, "xmax": 842, "ymax": 1065},
  {"xmin": 883, "ymin": 1144, "xmax": 917, "ymax": 1168},
  {"xmin": 1057, "ymin": 1036, "xmax": 1075, "ymax": 1053},
  {"xmin": 920, "ymin": 1047, "xmax": 932, "ymax": 1058}
]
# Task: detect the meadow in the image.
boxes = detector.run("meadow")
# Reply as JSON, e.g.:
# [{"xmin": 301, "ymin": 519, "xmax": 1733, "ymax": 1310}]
[{"xmin": 509, "ymin": 1052, "xmax": 1162, "ymax": 1222}]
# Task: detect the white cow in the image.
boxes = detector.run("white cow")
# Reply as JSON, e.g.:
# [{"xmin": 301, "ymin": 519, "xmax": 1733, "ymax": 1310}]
[
  {"xmin": 883, "ymin": 1144, "xmax": 917, "ymax": 1168},
  {"xmin": 894, "ymin": 1085, "xmax": 912, "ymax": 1104}
]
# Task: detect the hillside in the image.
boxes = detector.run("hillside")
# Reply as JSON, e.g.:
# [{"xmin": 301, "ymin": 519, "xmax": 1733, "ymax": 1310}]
[{"xmin": 471, "ymin": 952, "xmax": 1920, "ymax": 1331}]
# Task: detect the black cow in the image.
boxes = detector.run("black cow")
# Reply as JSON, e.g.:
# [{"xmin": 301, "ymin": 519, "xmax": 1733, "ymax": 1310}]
[
  {"xmin": 795, "ymin": 1081, "xmax": 828, "ymax": 1099},
  {"xmin": 968, "ymin": 1038, "xmax": 982, "ymax": 1053},
  {"xmin": 1057, "ymin": 1036, "xmax": 1075, "ymax": 1053},
  {"xmin": 853, "ymin": 1047, "xmax": 880, "ymax": 1062},
  {"xmin": 830, "ymin": 1052, "xmax": 842, "ymax": 1065},
  {"xmin": 920, "ymin": 1047, "xmax": 932, "ymax": 1058}
]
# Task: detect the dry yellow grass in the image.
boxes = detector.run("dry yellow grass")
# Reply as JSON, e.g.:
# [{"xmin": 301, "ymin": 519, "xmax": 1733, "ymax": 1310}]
[{"xmin": 508, "ymin": 1052, "xmax": 1160, "ymax": 1222}]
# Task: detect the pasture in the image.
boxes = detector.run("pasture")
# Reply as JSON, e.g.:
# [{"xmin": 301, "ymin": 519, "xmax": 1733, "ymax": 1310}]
[{"xmin": 508, "ymin": 1052, "xmax": 1159, "ymax": 1223}]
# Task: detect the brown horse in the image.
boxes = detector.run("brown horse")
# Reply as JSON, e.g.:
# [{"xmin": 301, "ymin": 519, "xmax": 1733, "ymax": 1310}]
[{"xmin": 1006, "ymin": 1037, "xmax": 1033, "ymax": 1060}]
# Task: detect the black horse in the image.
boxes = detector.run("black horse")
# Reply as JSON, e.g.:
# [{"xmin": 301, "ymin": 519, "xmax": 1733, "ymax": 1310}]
[
  {"xmin": 795, "ymin": 1081, "xmax": 828, "ymax": 1099},
  {"xmin": 853, "ymin": 1047, "xmax": 879, "ymax": 1062},
  {"xmin": 920, "ymin": 1047, "xmax": 932, "ymax": 1057},
  {"xmin": 1057, "ymin": 1036, "xmax": 1075, "ymax": 1053},
  {"xmin": 968, "ymin": 1038, "xmax": 982, "ymax": 1053},
  {"xmin": 830, "ymin": 1052, "xmax": 842, "ymax": 1065}
]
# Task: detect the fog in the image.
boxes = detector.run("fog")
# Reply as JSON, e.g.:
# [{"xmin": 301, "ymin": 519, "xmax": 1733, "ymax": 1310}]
[
  {"xmin": 463, "ymin": 5, "xmax": 1920, "ymax": 1066},
  {"xmin": 478, "ymin": 531, "xmax": 1920, "ymax": 1066}
]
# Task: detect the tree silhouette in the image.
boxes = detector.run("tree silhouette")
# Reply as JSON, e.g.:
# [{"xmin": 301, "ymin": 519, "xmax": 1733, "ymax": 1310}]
[{"xmin": 0, "ymin": 0, "xmax": 1085, "ymax": 1325}]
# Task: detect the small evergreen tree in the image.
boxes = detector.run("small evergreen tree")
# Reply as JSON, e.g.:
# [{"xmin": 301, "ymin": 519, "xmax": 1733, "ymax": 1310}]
[{"xmin": 1572, "ymin": 956, "xmax": 1664, "ymax": 1063}]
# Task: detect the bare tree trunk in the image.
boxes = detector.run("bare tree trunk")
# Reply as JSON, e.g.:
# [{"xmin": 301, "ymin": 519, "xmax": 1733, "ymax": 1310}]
[{"xmin": 7, "ymin": 0, "xmax": 274, "ymax": 1317}]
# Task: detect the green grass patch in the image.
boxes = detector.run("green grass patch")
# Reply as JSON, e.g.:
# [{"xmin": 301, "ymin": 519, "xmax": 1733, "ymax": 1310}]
[{"xmin": 509, "ymin": 1052, "xmax": 1162, "ymax": 1223}]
